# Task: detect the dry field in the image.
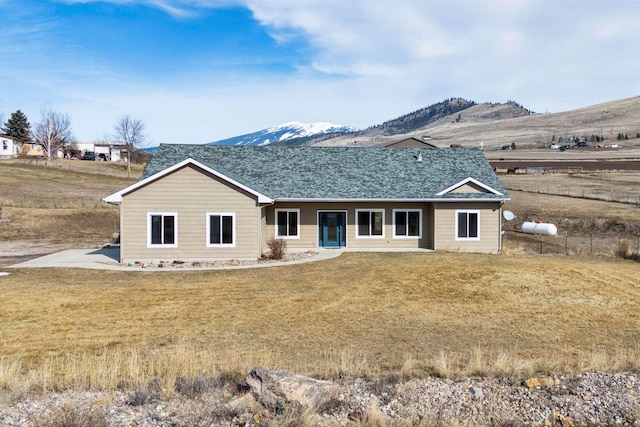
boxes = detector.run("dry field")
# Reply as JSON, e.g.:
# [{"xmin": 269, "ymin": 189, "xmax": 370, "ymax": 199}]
[
  {"xmin": 0, "ymin": 159, "xmax": 141, "ymax": 209},
  {"xmin": 2, "ymin": 157, "xmax": 640, "ymax": 396},
  {"xmin": 1, "ymin": 253, "xmax": 640, "ymax": 394},
  {"xmin": 0, "ymin": 159, "xmax": 140, "ymax": 266}
]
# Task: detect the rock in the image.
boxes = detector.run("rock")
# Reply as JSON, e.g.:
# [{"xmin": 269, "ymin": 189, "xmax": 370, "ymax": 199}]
[
  {"xmin": 246, "ymin": 369, "xmax": 339, "ymax": 411},
  {"xmin": 226, "ymin": 393, "xmax": 262, "ymax": 414},
  {"xmin": 525, "ymin": 378, "xmax": 541, "ymax": 389},
  {"xmin": 469, "ymin": 386, "xmax": 484, "ymax": 400},
  {"xmin": 541, "ymin": 376, "xmax": 560, "ymax": 386}
]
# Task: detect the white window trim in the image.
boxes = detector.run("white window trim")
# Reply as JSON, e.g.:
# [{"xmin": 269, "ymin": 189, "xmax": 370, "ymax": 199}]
[
  {"xmin": 455, "ymin": 210, "xmax": 481, "ymax": 241},
  {"xmin": 355, "ymin": 208, "xmax": 385, "ymax": 239},
  {"xmin": 274, "ymin": 209, "xmax": 301, "ymax": 239},
  {"xmin": 147, "ymin": 212, "xmax": 178, "ymax": 248},
  {"xmin": 206, "ymin": 212, "xmax": 236, "ymax": 247},
  {"xmin": 392, "ymin": 209, "xmax": 422, "ymax": 239}
]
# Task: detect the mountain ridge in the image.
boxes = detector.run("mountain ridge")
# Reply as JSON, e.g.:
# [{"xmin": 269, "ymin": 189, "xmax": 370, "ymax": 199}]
[{"xmin": 143, "ymin": 95, "xmax": 640, "ymax": 151}]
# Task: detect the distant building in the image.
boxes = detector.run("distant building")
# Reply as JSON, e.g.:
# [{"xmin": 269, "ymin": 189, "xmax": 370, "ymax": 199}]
[
  {"xmin": 22, "ymin": 142, "xmax": 46, "ymax": 158},
  {"xmin": 0, "ymin": 134, "xmax": 20, "ymax": 159}
]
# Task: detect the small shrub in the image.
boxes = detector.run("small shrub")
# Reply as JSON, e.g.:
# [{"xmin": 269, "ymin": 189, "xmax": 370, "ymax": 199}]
[
  {"xmin": 127, "ymin": 378, "xmax": 163, "ymax": 406},
  {"xmin": 617, "ymin": 240, "xmax": 633, "ymax": 259},
  {"xmin": 42, "ymin": 404, "xmax": 108, "ymax": 427},
  {"xmin": 267, "ymin": 238, "xmax": 287, "ymax": 260}
]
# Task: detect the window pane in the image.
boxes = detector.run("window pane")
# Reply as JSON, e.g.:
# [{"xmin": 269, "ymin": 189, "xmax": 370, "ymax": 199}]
[
  {"xmin": 222, "ymin": 215, "xmax": 233, "ymax": 244},
  {"xmin": 277, "ymin": 211, "xmax": 287, "ymax": 236},
  {"xmin": 408, "ymin": 211, "xmax": 420, "ymax": 236},
  {"xmin": 372, "ymin": 211, "xmax": 383, "ymax": 236},
  {"xmin": 163, "ymin": 215, "xmax": 175, "ymax": 244},
  {"xmin": 358, "ymin": 211, "xmax": 370, "ymax": 236},
  {"xmin": 288, "ymin": 211, "xmax": 298, "ymax": 236},
  {"xmin": 210, "ymin": 215, "xmax": 221, "ymax": 244},
  {"xmin": 468, "ymin": 213, "xmax": 478, "ymax": 238},
  {"xmin": 457, "ymin": 212, "xmax": 468, "ymax": 238},
  {"xmin": 151, "ymin": 215, "xmax": 162, "ymax": 244},
  {"xmin": 395, "ymin": 211, "xmax": 407, "ymax": 236}
]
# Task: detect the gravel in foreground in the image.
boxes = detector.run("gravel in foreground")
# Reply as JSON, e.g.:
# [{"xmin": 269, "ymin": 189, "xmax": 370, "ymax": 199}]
[{"xmin": 1, "ymin": 372, "xmax": 638, "ymax": 426}]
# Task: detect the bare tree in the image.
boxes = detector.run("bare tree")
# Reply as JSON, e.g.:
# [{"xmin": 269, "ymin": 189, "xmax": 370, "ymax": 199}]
[
  {"xmin": 35, "ymin": 109, "xmax": 75, "ymax": 160},
  {"xmin": 113, "ymin": 115, "xmax": 146, "ymax": 176}
]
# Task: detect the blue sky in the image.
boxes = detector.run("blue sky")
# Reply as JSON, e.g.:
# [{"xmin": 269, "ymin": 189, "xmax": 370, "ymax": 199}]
[{"xmin": 1, "ymin": 0, "xmax": 639, "ymax": 144}]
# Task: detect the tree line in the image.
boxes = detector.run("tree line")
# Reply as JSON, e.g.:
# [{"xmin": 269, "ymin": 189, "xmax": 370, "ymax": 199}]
[{"xmin": 1, "ymin": 108, "xmax": 146, "ymax": 163}]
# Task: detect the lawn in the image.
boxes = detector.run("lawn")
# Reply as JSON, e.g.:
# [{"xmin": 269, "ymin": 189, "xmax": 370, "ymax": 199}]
[{"xmin": 1, "ymin": 252, "xmax": 639, "ymax": 392}]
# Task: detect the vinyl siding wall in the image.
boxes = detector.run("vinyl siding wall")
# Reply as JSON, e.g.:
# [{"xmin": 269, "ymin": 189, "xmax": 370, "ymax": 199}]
[
  {"xmin": 265, "ymin": 202, "xmax": 434, "ymax": 250},
  {"xmin": 449, "ymin": 182, "xmax": 488, "ymax": 193},
  {"xmin": 120, "ymin": 165, "xmax": 260, "ymax": 263},
  {"xmin": 433, "ymin": 202, "xmax": 502, "ymax": 253}
]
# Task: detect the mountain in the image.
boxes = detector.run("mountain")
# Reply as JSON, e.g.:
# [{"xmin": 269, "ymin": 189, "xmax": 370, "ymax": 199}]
[
  {"xmin": 208, "ymin": 121, "xmax": 356, "ymax": 146},
  {"xmin": 143, "ymin": 95, "xmax": 640, "ymax": 152},
  {"xmin": 317, "ymin": 96, "xmax": 640, "ymax": 149}
]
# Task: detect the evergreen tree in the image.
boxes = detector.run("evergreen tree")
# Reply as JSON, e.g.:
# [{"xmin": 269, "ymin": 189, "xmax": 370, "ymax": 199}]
[{"xmin": 2, "ymin": 110, "xmax": 31, "ymax": 143}]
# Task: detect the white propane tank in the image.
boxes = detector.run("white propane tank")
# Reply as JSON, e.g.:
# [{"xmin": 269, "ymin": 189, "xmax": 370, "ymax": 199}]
[{"xmin": 521, "ymin": 221, "xmax": 557, "ymax": 236}]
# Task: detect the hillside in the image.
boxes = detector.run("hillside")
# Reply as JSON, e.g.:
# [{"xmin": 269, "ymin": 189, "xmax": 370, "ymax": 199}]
[{"xmin": 318, "ymin": 95, "xmax": 640, "ymax": 149}]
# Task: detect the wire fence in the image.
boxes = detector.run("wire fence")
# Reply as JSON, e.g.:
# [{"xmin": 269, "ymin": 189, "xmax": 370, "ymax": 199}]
[
  {"xmin": 504, "ymin": 183, "xmax": 640, "ymax": 205},
  {"xmin": 504, "ymin": 230, "xmax": 640, "ymax": 258}
]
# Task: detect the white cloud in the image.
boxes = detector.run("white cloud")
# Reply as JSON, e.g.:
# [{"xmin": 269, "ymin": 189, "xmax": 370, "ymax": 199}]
[{"xmin": 4, "ymin": 0, "xmax": 640, "ymax": 143}]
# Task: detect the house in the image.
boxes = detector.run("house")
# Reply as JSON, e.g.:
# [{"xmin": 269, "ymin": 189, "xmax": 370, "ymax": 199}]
[
  {"xmin": 0, "ymin": 135, "xmax": 20, "ymax": 159},
  {"xmin": 67, "ymin": 142, "xmax": 126, "ymax": 161},
  {"xmin": 104, "ymin": 145, "xmax": 510, "ymax": 263},
  {"xmin": 382, "ymin": 137, "xmax": 438, "ymax": 148},
  {"xmin": 22, "ymin": 142, "xmax": 46, "ymax": 158}
]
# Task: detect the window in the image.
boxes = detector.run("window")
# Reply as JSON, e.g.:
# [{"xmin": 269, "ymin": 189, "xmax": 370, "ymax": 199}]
[
  {"xmin": 2, "ymin": 141, "xmax": 7, "ymax": 150},
  {"xmin": 207, "ymin": 213, "xmax": 235, "ymax": 247},
  {"xmin": 148, "ymin": 213, "xmax": 177, "ymax": 247},
  {"xmin": 393, "ymin": 209, "xmax": 422, "ymax": 238},
  {"xmin": 356, "ymin": 209, "xmax": 384, "ymax": 238},
  {"xmin": 456, "ymin": 210, "xmax": 479, "ymax": 240},
  {"xmin": 275, "ymin": 209, "xmax": 300, "ymax": 238}
]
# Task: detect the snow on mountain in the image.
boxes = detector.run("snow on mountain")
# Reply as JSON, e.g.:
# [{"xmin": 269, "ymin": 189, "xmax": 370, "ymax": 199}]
[{"xmin": 208, "ymin": 121, "xmax": 355, "ymax": 146}]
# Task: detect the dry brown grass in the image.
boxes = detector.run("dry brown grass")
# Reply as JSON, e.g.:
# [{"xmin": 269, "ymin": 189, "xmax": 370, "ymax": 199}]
[
  {"xmin": 1, "ymin": 252, "xmax": 640, "ymax": 393},
  {"xmin": 0, "ymin": 159, "xmax": 140, "ymax": 209},
  {"xmin": 0, "ymin": 159, "xmax": 138, "ymax": 263}
]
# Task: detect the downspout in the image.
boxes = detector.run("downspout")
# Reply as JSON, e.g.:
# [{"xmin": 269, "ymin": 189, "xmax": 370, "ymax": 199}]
[
  {"xmin": 499, "ymin": 201, "xmax": 505, "ymax": 253},
  {"xmin": 259, "ymin": 200, "xmax": 276, "ymax": 257}
]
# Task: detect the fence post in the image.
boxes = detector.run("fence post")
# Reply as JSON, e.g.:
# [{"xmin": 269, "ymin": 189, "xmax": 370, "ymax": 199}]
[{"xmin": 539, "ymin": 234, "xmax": 543, "ymax": 254}]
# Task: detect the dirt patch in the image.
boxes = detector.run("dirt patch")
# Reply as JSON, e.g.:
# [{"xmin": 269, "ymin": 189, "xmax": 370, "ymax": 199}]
[{"xmin": 0, "ymin": 240, "xmax": 74, "ymax": 268}]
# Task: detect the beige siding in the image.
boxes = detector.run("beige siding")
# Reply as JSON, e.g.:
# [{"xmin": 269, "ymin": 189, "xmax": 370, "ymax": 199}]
[
  {"xmin": 433, "ymin": 202, "xmax": 502, "ymax": 253},
  {"xmin": 120, "ymin": 165, "xmax": 260, "ymax": 263},
  {"xmin": 449, "ymin": 182, "xmax": 489, "ymax": 194},
  {"xmin": 265, "ymin": 202, "xmax": 434, "ymax": 250}
]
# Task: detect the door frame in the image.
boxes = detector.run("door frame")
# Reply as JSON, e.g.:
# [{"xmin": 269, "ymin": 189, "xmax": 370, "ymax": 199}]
[{"xmin": 317, "ymin": 210, "xmax": 348, "ymax": 248}]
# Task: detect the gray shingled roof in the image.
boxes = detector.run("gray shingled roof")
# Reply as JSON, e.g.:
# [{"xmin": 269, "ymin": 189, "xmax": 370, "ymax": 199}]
[{"xmin": 140, "ymin": 144, "xmax": 509, "ymax": 201}]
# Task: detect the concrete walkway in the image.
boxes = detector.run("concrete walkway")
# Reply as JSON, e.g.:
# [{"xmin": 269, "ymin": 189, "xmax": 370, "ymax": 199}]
[
  {"xmin": 7, "ymin": 247, "xmax": 432, "ymax": 271},
  {"xmin": 7, "ymin": 247, "xmax": 344, "ymax": 271}
]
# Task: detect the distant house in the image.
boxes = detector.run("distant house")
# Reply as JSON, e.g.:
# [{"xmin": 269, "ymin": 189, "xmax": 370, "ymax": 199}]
[
  {"xmin": 382, "ymin": 137, "xmax": 438, "ymax": 148},
  {"xmin": 68, "ymin": 142, "xmax": 127, "ymax": 161},
  {"xmin": 22, "ymin": 142, "xmax": 46, "ymax": 158},
  {"xmin": 0, "ymin": 135, "xmax": 20, "ymax": 159},
  {"xmin": 105, "ymin": 145, "xmax": 510, "ymax": 264}
]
